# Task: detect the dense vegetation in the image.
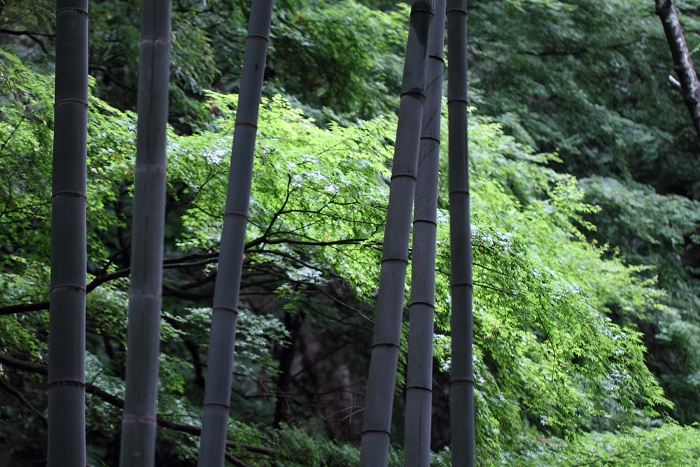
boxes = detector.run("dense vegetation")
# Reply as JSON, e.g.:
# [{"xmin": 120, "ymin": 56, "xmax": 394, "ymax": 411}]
[{"xmin": 2, "ymin": 0, "xmax": 700, "ymax": 465}]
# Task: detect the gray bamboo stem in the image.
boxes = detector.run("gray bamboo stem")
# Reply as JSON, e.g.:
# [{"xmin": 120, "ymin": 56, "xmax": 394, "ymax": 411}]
[
  {"xmin": 403, "ymin": 1, "xmax": 445, "ymax": 466},
  {"xmin": 197, "ymin": 1, "xmax": 273, "ymax": 466},
  {"xmin": 655, "ymin": 0, "xmax": 700, "ymax": 141},
  {"xmin": 446, "ymin": 0, "xmax": 474, "ymax": 465},
  {"xmin": 119, "ymin": 1, "xmax": 172, "ymax": 466},
  {"xmin": 359, "ymin": 2, "xmax": 434, "ymax": 466},
  {"xmin": 48, "ymin": 1, "xmax": 89, "ymax": 466}
]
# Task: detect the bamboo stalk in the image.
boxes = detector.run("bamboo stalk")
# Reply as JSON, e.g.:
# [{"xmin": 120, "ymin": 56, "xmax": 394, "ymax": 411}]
[
  {"xmin": 359, "ymin": 2, "xmax": 434, "ymax": 466},
  {"xmin": 403, "ymin": 1, "xmax": 445, "ymax": 465},
  {"xmin": 446, "ymin": 0, "xmax": 474, "ymax": 465},
  {"xmin": 48, "ymin": 1, "xmax": 89, "ymax": 466},
  {"xmin": 197, "ymin": 1, "xmax": 273, "ymax": 466},
  {"xmin": 119, "ymin": 1, "xmax": 172, "ymax": 465}
]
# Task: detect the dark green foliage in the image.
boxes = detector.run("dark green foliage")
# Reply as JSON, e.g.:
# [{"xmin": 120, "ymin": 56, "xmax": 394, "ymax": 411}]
[
  {"xmin": 465, "ymin": 0, "xmax": 700, "ymax": 198},
  {"xmin": 580, "ymin": 176, "xmax": 700, "ymax": 424}
]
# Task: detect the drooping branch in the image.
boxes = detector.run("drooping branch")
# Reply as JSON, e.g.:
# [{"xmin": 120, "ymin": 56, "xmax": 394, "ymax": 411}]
[
  {"xmin": 655, "ymin": 0, "xmax": 700, "ymax": 141},
  {"xmin": 0, "ymin": 353, "xmax": 280, "ymax": 457},
  {"xmin": 0, "ymin": 377, "xmax": 48, "ymax": 425},
  {"xmin": 0, "ymin": 28, "xmax": 51, "ymax": 54},
  {"xmin": 0, "ymin": 233, "xmax": 371, "ymax": 316}
]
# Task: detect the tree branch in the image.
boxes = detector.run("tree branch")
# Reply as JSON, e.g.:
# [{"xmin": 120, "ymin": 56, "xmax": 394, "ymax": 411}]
[
  {"xmin": 225, "ymin": 452, "xmax": 251, "ymax": 467},
  {"xmin": 0, "ymin": 377, "xmax": 48, "ymax": 426},
  {"xmin": 0, "ymin": 28, "xmax": 50, "ymax": 54},
  {"xmin": 0, "ymin": 353, "xmax": 281, "ymax": 456},
  {"xmin": 655, "ymin": 0, "xmax": 700, "ymax": 141}
]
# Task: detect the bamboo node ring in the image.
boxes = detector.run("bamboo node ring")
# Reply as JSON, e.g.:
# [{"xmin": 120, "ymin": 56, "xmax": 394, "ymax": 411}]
[
  {"xmin": 246, "ymin": 33, "xmax": 270, "ymax": 42},
  {"xmin": 412, "ymin": 218, "xmax": 437, "ymax": 226},
  {"xmin": 451, "ymin": 378, "xmax": 475, "ymax": 386},
  {"xmin": 235, "ymin": 121, "xmax": 258, "ymax": 129},
  {"xmin": 224, "ymin": 211, "xmax": 248, "ymax": 219},
  {"xmin": 419, "ymin": 135, "xmax": 440, "ymax": 143},
  {"xmin": 56, "ymin": 7, "xmax": 88, "ymax": 16},
  {"xmin": 390, "ymin": 173, "xmax": 417, "ymax": 181},
  {"xmin": 135, "ymin": 163, "xmax": 167, "ymax": 174},
  {"xmin": 213, "ymin": 306, "xmax": 238, "ymax": 315},
  {"xmin": 370, "ymin": 342, "xmax": 400, "ymax": 349},
  {"xmin": 361, "ymin": 428, "xmax": 392, "ymax": 435},
  {"xmin": 380, "ymin": 256, "xmax": 408, "ymax": 264},
  {"xmin": 52, "ymin": 190, "xmax": 87, "ymax": 200},
  {"xmin": 54, "ymin": 98, "xmax": 88, "ymax": 108},
  {"xmin": 139, "ymin": 36, "xmax": 171, "ymax": 46},
  {"xmin": 448, "ymin": 189, "xmax": 470, "ymax": 195},
  {"xmin": 50, "ymin": 284, "xmax": 86, "ymax": 293},
  {"xmin": 47, "ymin": 380, "xmax": 85, "ymax": 389},
  {"xmin": 204, "ymin": 401, "xmax": 230, "ymax": 409},
  {"xmin": 122, "ymin": 414, "xmax": 157, "ymax": 425},
  {"xmin": 400, "ymin": 90, "xmax": 426, "ymax": 99},
  {"xmin": 406, "ymin": 384, "xmax": 432, "ymax": 392},
  {"xmin": 129, "ymin": 290, "xmax": 162, "ymax": 299}
]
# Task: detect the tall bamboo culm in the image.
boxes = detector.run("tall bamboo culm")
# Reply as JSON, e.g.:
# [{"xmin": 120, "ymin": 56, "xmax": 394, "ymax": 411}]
[
  {"xmin": 48, "ymin": 1, "xmax": 89, "ymax": 466},
  {"xmin": 359, "ymin": 2, "xmax": 433, "ymax": 466},
  {"xmin": 403, "ymin": 1, "xmax": 445, "ymax": 465},
  {"xmin": 119, "ymin": 1, "xmax": 171, "ymax": 466},
  {"xmin": 197, "ymin": 1, "xmax": 273, "ymax": 465},
  {"xmin": 447, "ymin": 0, "xmax": 474, "ymax": 465}
]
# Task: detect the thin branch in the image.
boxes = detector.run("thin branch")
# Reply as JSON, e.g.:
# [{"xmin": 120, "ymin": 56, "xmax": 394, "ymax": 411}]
[
  {"xmin": 0, "ymin": 353, "xmax": 280, "ymax": 456},
  {"xmin": 162, "ymin": 283, "xmax": 213, "ymax": 300},
  {"xmin": 669, "ymin": 74, "xmax": 682, "ymax": 92},
  {"xmin": 225, "ymin": 452, "xmax": 251, "ymax": 467},
  {"xmin": 290, "ymin": 341, "xmax": 353, "ymax": 380},
  {"xmin": 246, "ymin": 175, "xmax": 295, "ymax": 251},
  {"xmin": 314, "ymin": 287, "xmax": 374, "ymax": 324},
  {"xmin": 0, "ymin": 114, "xmax": 26, "ymax": 157},
  {"xmin": 0, "ymin": 28, "xmax": 49, "ymax": 54},
  {"xmin": 0, "ymin": 377, "xmax": 47, "ymax": 426},
  {"xmin": 88, "ymin": 66, "xmax": 137, "ymax": 92}
]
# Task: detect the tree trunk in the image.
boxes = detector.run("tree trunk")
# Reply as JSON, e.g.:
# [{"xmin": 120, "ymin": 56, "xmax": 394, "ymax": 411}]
[
  {"xmin": 272, "ymin": 311, "xmax": 304, "ymax": 429},
  {"xmin": 359, "ymin": 2, "xmax": 433, "ymax": 466},
  {"xmin": 446, "ymin": 0, "xmax": 474, "ymax": 465},
  {"xmin": 403, "ymin": 1, "xmax": 445, "ymax": 466},
  {"xmin": 119, "ymin": 1, "xmax": 171, "ymax": 466},
  {"xmin": 48, "ymin": 1, "xmax": 89, "ymax": 466},
  {"xmin": 197, "ymin": 1, "xmax": 273, "ymax": 465},
  {"xmin": 655, "ymin": 0, "xmax": 700, "ymax": 141}
]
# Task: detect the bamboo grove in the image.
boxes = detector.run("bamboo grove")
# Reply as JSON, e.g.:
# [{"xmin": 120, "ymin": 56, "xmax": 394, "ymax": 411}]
[
  {"xmin": 4, "ymin": 0, "xmax": 700, "ymax": 465},
  {"xmin": 15, "ymin": 0, "xmax": 474, "ymax": 465}
]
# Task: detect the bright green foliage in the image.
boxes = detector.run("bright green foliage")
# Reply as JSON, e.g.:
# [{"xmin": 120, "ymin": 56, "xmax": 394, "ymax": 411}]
[
  {"xmin": 0, "ymin": 52, "xmax": 683, "ymax": 464},
  {"xmin": 507, "ymin": 422, "xmax": 700, "ymax": 466},
  {"xmin": 431, "ymin": 115, "xmax": 668, "ymax": 457}
]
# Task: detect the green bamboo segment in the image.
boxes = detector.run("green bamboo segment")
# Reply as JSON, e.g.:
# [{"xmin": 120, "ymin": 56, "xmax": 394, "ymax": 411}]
[
  {"xmin": 48, "ymin": 2, "xmax": 89, "ymax": 466},
  {"xmin": 446, "ymin": 0, "xmax": 474, "ymax": 465},
  {"xmin": 119, "ymin": 1, "xmax": 171, "ymax": 466},
  {"xmin": 197, "ymin": 1, "xmax": 273, "ymax": 466},
  {"xmin": 403, "ymin": 1, "xmax": 445, "ymax": 465},
  {"xmin": 359, "ymin": 2, "xmax": 434, "ymax": 466}
]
